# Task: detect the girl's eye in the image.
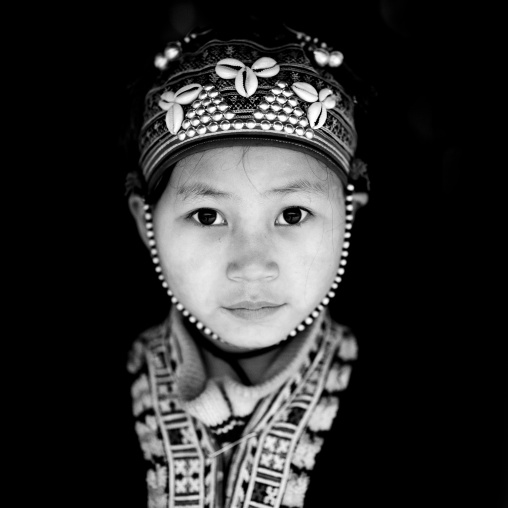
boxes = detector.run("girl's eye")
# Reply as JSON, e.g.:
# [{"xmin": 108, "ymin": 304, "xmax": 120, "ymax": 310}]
[
  {"xmin": 190, "ymin": 208, "xmax": 227, "ymax": 226},
  {"xmin": 276, "ymin": 207, "xmax": 310, "ymax": 226}
]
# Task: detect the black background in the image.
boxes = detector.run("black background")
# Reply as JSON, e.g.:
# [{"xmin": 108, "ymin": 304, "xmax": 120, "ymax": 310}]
[{"xmin": 23, "ymin": 1, "xmax": 504, "ymax": 506}]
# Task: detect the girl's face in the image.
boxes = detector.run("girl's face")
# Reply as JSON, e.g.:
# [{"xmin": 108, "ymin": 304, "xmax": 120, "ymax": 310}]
[{"xmin": 151, "ymin": 146, "xmax": 346, "ymax": 351}]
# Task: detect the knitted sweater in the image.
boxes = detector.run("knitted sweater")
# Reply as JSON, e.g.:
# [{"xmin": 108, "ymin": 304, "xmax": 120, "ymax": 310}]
[{"xmin": 128, "ymin": 307, "xmax": 358, "ymax": 508}]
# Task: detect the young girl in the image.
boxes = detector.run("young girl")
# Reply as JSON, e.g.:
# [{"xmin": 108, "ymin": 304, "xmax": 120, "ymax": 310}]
[{"xmin": 125, "ymin": 21, "xmax": 370, "ymax": 508}]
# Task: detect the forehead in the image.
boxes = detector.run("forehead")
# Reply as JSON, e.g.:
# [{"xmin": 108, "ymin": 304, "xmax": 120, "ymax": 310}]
[{"xmin": 168, "ymin": 146, "xmax": 342, "ymax": 197}]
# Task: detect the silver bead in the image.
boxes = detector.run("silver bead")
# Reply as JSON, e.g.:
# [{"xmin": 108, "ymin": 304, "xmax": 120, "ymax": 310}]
[
  {"xmin": 196, "ymin": 321, "xmax": 204, "ymax": 330},
  {"xmin": 288, "ymin": 98, "xmax": 298, "ymax": 107},
  {"xmin": 346, "ymin": 204, "xmax": 354, "ymax": 211},
  {"xmin": 207, "ymin": 122, "xmax": 219, "ymax": 132},
  {"xmin": 276, "ymin": 95, "xmax": 287, "ymax": 105},
  {"xmin": 233, "ymin": 119, "xmax": 244, "ymax": 130},
  {"xmin": 200, "ymin": 114, "xmax": 211, "ymax": 124},
  {"xmin": 338, "ymin": 268, "xmax": 345, "ymax": 275},
  {"xmin": 340, "ymin": 259, "xmax": 347, "ymax": 265},
  {"xmin": 198, "ymin": 91, "xmax": 208, "ymax": 100},
  {"xmin": 288, "ymin": 115, "xmax": 299, "ymax": 124},
  {"xmin": 272, "ymin": 86, "xmax": 283, "ymax": 95},
  {"xmin": 150, "ymin": 248, "xmax": 157, "ymax": 255},
  {"xmin": 283, "ymin": 104, "xmax": 293, "ymax": 114},
  {"xmin": 293, "ymin": 107, "xmax": 304, "ymax": 117},
  {"xmin": 347, "ymin": 184, "xmax": 355, "ymax": 192},
  {"xmin": 204, "ymin": 327, "xmax": 211, "ymax": 335},
  {"xmin": 329, "ymin": 51, "xmax": 344, "ymax": 67},
  {"xmin": 212, "ymin": 111, "xmax": 223, "ymax": 121},
  {"xmin": 182, "ymin": 309, "xmax": 189, "ymax": 316},
  {"xmin": 276, "ymin": 80, "xmax": 287, "ymax": 88},
  {"xmin": 322, "ymin": 297, "xmax": 330, "ymax": 305},
  {"xmin": 346, "ymin": 214, "xmax": 353, "ymax": 221},
  {"xmin": 270, "ymin": 103, "xmax": 282, "ymax": 112},
  {"xmin": 191, "ymin": 117, "xmax": 200, "ymax": 127},
  {"xmin": 196, "ymin": 107, "xmax": 206, "ymax": 116},
  {"xmin": 265, "ymin": 111, "xmax": 276, "ymax": 121},
  {"xmin": 182, "ymin": 119, "xmax": 191, "ymax": 129},
  {"xmin": 265, "ymin": 94, "xmax": 276, "ymax": 103},
  {"xmin": 328, "ymin": 291, "xmax": 336, "ymax": 298},
  {"xmin": 191, "ymin": 100, "xmax": 201, "ymax": 109},
  {"xmin": 157, "ymin": 273, "xmax": 164, "ymax": 279},
  {"xmin": 259, "ymin": 102, "xmax": 270, "ymax": 111},
  {"xmin": 162, "ymin": 281, "xmax": 168, "ymax": 288},
  {"xmin": 224, "ymin": 110, "xmax": 235, "ymax": 120},
  {"xmin": 219, "ymin": 120, "xmax": 231, "ymax": 130},
  {"xmin": 167, "ymin": 289, "xmax": 173, "ymax": 296},
  {"xmin": 305, "ymin": 129, "xmax": 314, "ymax": 139},
  {"xmin": 311, "ymin": 310, "xmax": 320, "ymax": 318},
  {"xmin": 152, "ymin": 256, "xmax": 159, "ymax": 263},
  {"xmin": 186, "ymin": 109, "xmax": 196, "ymax": 118},
  {"xmin": 344, "ymin": 231, "xmax": 351, "ymax": 238},
  {"xmin": 189, "ymin": 316, "xmax": 196, "ymax": 323},
  {"xmin": 196, "ymin": 124, "xmax": 206, "ymax": 135},
  {"xmin": 296, "ymin": 126, "xmax": 305, "ymax": 136},
  {"xmin": 147, "ymin": 230, "xmax": 154, "ymax": 238},
  {"xmin": 278, "ymin": 112, "xmax": 288, "ymax": 122},
  {"xmin": 148, "ymin": 239, "xmax": 156, "ymax": 247},
  {"xmin": 246, "ymin": 119, "xmax": 256, "ymax": 129},
  {"xmin": 298, "ymin": 117, "xmax": 309, "ymax": 127},
  {"xmin": 171, "ymin": 296, "xmax": 177, "ymax": 304},
  {"xmin": 209, "ymin": 90, "xmax": 219, "ymax": 98},
  {"xmin": 331, "ymin": 283, "xmax": 338, "ymax": 289},
  {"xmin": 305, "ymin": 317, "xmax": 313, "ymax": 325},
  {"xmin": 284, "ymin": 123, "xmax": 295, "ymax": 134},
  {"xmin": 202, "ymin": 98, "xmax": 212, "ymax": 107},
  {"xmin": 317, "ymin": 304, "xmax": 324, "ymax": 311},
  {"xmin": 211, "ymin": 333, "xmax": 218, "ymax": 339},
  {"xmin": 345, "ymin": 223, "xmax": 352, "ymax": 230},
  {"xmin": 343, "ymin": 241, "xmax": 350, "ymax": 249},
  {"xmin": 335, "ymin": 276, "xmax": 342, "ymax": 283},
  {"xmin": 346, "ymin": 195, "xmax": 353, "ymax": 202},
  {"xmin": 186, "ymin": 127, "xmax": 196, "ymax": 137},
  {"xmin": 145, "ymin": 213, "xmax": 152, "ymax": 220},
  {"xmin": 253, "ymin": 110, "xmax": 264, "ymax": 120},
  {"xmin": 206, "ymin": 104, "xmax": 217, "ymax": 114},
  {"xmin": 297, "ymin": 324, "xmax": 305, "ymax": 331},
  {"xmin": 282, "ymin": 89, "xmax": 293, "ymax": 97},
  {"xmin": 217, "ymin": 102, "xmax": 228, "ymax": 112},
  {"xmin": 203, "ymin": 84, "xmax": 214, "ymax": 91},
  {"xmin": 176, "ymin": 303, "xmax": 184, "ymax": 311},
  {"xmin": 261, "ymin": 120, "xmax": 271, "ymax": 130},
  {"xmin": 273, "ymin": 121, "xmax": 283, "ymax": 131},
  {"xmin": 155, "ymin": 266, "xmax": 162, "ymax": 273},
  {"xmin": 289, "ymin": 330, "xmax": 297, "ymax": 337}
]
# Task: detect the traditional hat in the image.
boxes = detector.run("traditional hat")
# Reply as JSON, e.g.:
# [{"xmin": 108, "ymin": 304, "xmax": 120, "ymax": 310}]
[{"xmin": 133, "ymin": 23, "xmax": 370, "ymax": 201}]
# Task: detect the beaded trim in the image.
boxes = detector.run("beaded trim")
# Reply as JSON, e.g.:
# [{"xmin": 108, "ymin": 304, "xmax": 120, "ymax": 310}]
[{"xmin": 142, "ymin": 183, "xmax": 355, "ymax": 343}]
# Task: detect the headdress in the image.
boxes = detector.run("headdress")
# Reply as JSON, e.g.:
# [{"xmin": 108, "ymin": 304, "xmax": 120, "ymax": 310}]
[{"xmin": 130, "ymin": 23, "xmax": 370, "ymax": 201}]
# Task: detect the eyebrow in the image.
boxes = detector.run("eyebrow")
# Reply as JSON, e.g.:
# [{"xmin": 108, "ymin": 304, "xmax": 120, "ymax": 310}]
[{"xmin": 177, "ymin": 178, "xmax": 329, "ymax": 201}]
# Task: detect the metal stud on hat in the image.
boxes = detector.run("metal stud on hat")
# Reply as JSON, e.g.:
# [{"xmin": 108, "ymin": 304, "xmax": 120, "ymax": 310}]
[{"xmin": 142, "ymin": 182, "xmax": 355, "ymax": 344}]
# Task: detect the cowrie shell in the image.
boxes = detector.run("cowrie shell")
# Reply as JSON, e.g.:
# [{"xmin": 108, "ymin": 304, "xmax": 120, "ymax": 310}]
[
  {"xmin": 307, "ymin": 101, "xmax": 327, "ymax": 129},
  {"xmin": 291, "ymin": 82, "xmax": 318, "ymax": 103},
  {"xmin": 158, "ymin": 91, "xmax": 176, "ymax": 110},
  {"xmin": 235, "ymin": 66, "xmax": 258, "ymax": 97},
  {"xmin": 174, "ymin": 84, "xmax": 203, "ymax": 105},
  {"xmin": 165, "ymin": 103, "xmax": 184, "ymax": 134},
  {"xmin": 215, "ymin": 58, "xmax": 245, "ymax": 79},
  {"xmin": 251, "ymin": 57, "xmax": 280, "ymax": 77}
]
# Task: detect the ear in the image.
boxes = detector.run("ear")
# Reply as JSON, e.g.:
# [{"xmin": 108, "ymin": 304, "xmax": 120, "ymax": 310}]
[
  {"xmin": 128, "ymin": 194, "xmax": 151, "ymax": 249},
  {"xmin": 351, "ymin": 192, "xmax": 369, "ymax": 217}
]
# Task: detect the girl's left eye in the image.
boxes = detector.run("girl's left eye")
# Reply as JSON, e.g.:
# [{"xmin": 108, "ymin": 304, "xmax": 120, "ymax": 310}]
[
  {"xmin": 190, "ymin": 208, "xmax": 227, "ymax": 226},
  {"xmin": 276, "ymin": 207, "xmax": 310, "ymax": 226}
]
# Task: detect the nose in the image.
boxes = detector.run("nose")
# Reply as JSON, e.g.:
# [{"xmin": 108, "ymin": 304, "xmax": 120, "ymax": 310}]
[{"xmin": 226, "ymin": 233, "xmax": 279, "ymax": 283}]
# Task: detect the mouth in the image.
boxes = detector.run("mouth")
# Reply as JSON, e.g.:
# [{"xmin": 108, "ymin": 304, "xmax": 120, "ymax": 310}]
[{"xmin": 223, "ymin": 301, "xmax": 286, "ymax": 321}]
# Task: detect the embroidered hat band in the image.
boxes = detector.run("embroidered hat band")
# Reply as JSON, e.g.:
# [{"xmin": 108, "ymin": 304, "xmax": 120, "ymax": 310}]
[{"xmin": 138, "ymin": 26, "xmax": 365, "ymax": 201}]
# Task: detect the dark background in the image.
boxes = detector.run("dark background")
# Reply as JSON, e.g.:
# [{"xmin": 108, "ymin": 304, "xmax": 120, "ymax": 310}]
[{"xmin": 28, "ymin": 1, "xmax": 504, "ymax": 506}]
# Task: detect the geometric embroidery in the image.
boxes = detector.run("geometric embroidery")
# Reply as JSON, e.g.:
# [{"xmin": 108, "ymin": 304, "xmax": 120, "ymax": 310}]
[{"xmin": 130, "ymin": 313, "xmax": 357, "ymax": 508}]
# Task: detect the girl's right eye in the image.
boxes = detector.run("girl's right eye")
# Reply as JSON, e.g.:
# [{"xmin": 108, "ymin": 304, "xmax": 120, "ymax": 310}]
[{"xmin": 190, "ymin": 208, "xmax": 227, "ymax": 226}]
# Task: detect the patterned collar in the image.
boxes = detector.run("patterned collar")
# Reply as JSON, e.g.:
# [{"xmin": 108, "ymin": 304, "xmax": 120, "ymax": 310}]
[{"xmin": 128, "ymin": 309, "xmax": 358, "ymax": 508}]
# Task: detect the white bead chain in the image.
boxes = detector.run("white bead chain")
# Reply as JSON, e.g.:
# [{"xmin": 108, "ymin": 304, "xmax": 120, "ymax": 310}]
[{"xmin": 142, "ymin": 182, "xmax": 355, "ymax": 343}]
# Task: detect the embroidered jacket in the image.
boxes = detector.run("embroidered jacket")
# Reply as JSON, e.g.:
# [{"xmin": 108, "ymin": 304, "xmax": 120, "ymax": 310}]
[{"xmin": 128, "ymin": 309, "xmax": 358, "ymax": 508}]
